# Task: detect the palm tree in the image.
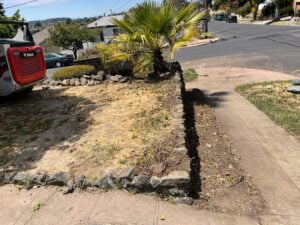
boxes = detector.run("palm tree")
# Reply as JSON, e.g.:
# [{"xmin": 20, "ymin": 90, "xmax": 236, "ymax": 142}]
[{"xmin": 112, "ymin": 0, "xmax": 204, "ymax": 77}]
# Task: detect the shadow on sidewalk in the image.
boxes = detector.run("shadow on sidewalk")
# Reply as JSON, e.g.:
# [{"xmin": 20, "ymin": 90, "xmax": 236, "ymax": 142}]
[{"xmin": 188, "ymin": 89, "xmax": 230, "ymax": 108}]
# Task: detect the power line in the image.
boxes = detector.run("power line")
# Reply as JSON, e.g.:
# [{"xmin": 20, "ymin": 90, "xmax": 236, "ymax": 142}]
[
  {"xmin": 4, "ymin": 0, "xmax": 38, "ymax": 9},
  {"xmin": 114, "ymin": 0, "xmax": 132, "ymax": 13}
]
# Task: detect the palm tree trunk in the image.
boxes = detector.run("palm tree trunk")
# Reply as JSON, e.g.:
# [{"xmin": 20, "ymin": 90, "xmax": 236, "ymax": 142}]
[{"xmin": 152, "ymin": 48, "xmax": 166, "ymax": 75}]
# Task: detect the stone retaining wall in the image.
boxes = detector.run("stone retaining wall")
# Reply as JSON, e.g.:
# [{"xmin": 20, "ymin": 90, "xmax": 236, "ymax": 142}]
[{"xmin": 0, "ymin": 69, "xmax": 193, "ymax": 204}]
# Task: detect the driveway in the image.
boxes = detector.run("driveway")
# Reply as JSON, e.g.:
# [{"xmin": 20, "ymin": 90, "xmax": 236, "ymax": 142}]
[{"xmin": 176, "ymin": 22, "xmax": 300, "ymax": 76}]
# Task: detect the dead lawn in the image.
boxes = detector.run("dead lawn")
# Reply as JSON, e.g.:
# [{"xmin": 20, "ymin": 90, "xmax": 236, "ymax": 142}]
[
  {"xmin": 0, "ymin": 81, "xmax": 181, "ymax": 178},
  {"xmin": 236, "ymin": 80, "xmax": 300, "ymax": 140}
]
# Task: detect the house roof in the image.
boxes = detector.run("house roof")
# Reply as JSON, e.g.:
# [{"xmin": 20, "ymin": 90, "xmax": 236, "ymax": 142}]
[{"xmin": 87, "ymin": 15, "xmax": 124, "ymax": 28}]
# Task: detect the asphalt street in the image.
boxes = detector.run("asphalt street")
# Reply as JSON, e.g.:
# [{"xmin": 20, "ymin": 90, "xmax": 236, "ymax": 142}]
[
  {"xmin": 47, "ymin": 22, "xmax": 300, "ymax": 77},
  {"xmin": 176, "ymin": 22, "xmax": 300, "ymax": 75}
]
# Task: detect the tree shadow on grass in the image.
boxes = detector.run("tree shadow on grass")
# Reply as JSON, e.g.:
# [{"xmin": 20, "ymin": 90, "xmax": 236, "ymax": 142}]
[
  {"xmin": 184, "ymin": 88, "xmax": 228, "ymax": 199},
  {"xmin": 0, "ymin": 88, "xmax": 95, "ymax": 174}
]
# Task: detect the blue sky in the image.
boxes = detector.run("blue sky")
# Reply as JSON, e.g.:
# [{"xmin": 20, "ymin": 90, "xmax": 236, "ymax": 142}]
[{"xmin": 2, "ymin": 0, "xmax": 161, "ymax": 21}]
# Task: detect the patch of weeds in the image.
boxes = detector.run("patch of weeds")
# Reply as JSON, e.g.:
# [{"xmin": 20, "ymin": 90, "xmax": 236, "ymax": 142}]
[
  {"xmin": 236, "ymin": 80, "xmax": 300, "ymax": 140},
  {"xmin": 199, "ymin": 32, "xmax": 216, "ymax": 39},
  {"xmin": 183, "ymin": 69, "xmax": 198, "ymax": 82},
  {"xmin": 118, "ymin": 158, "xmax": 127, "ymax": 165},
  {"xmin": 133, "ymin": 109, "xmax": 170, "ymax": 135},
  {"xmin": 33, "ymin": 202, "xmax": 41, "ymax": 212},
  {"xmin": 23, "ymin": 177, "xmax": 33, "ymax": 188},
  {"xmin": 89, "ymin": 142, "xmax": 122, "ymax": 166}
]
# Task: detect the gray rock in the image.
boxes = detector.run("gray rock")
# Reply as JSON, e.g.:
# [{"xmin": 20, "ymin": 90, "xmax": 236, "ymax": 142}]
[
  {"xmin": 174, "ymin": 147, "xmax": 187, "ymax": 154},
  {"xmin": 74, "ymin": 78, "xmax": 81, "ymax": 86},
  {"xmin": 43, "ymin": 79, "xmax": 50, "ymax": 85},
  {"xmin": 80, "ymin": 77, "xmax": 87, "ymax": 86},
  {"xmin": 287, "ymin": 86, "xmax": 300, "ymax": 94},
  {"xmin": 120, "ymin": 77, "xmax": 129, "ymax": 83},
  {"xmin": 83, "ymin": 74, "xmax": 91, "ymax": 79},
  {"xmin": 93, "ymin": 172, "xmax": 115, "ymax": 190},
  {"xmin": 292, "ymin": 80, "xmax": 300, "ymax": 85},
  {"xmin": 70, "ymin": 78, "xmax": 75, "ymax": 86},
  {"xmin": 50, "ymin": 80, "xmax": 57, "ymax": 86},
  {"xmin": 97, "ymin": 71, "xmax": 105, "ymax": 76},
  {"xmin": 87, "ymin": 80, "xmax": 95, "ymax": 86},
  {"xmin": 110, "ymin": 75, "xmax": 123, "ymax": 82},
  {"xmin": 63, "ymin": 179, "xmax": 75, "ymax": 194},
  {"xmin": 93, "ymin": 74, "xmax": 104, "ymax": 81},
  {"xmin": 169, "ymin": 187, "xmax": 188, "ymax": 197},
  {"xmin": 62, "ymin": 79, "xmax": 70, "ymax": 86},
  {"xmin": 13, "ymin": 172, "xmax": 28, "ymax": 185},
  {"xmin": 174, "ymin": 197, "xmax": 194, "ymax": 205},
  {"xmin": 94, "ymin": 81, "xmax": 101, "ymax": 85},
  {"xmin": 160, "ymin": 171, "xmax": 189, "ymax": 187},
  {"xmin": 115, "ymin": 166, "xmax": 135, "ymax": 183},
  {"xmin": 130, "ymin": 175, "xmax": 151, "ymax": 191},
  {"xmin": 75, "ymin": 175, "xmax": 88, "ymax": 189},
  {"xmin": 56, "ymin": 80, "xmax": 62, "ymax": 86},
  {"xmin": 150, "ymin": 176, "xmax": 161, "ymax": 188},
  {"xmin": 3, "ymin": 172, "xmax": 17, "ymax": 183},
  {"xmin": 31, "ymin": 173, "xmax": 48, "ymax": 185},
  {"xmin": 47, "ymin": 172, "xmax": 68, "ymax": 186}
]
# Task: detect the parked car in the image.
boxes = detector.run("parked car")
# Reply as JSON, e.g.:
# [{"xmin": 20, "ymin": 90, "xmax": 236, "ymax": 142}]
[
  {"xmin": 213, "ymin": 13, "xmax": 227, "ymax": 21},
  {"xmin": 226, "ymin": 15, "xmax": 238, "ymax": 23},
  {"xmin": 45, "ymin": 53, "xmax": 74, "ymax": 68}
]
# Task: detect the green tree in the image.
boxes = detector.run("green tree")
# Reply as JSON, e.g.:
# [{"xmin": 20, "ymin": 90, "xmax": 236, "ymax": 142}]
[
  {"xmin": 0, "ymin": 10, "xmax": 24, "ymax": 38},
  {"xmin": 49, "ymin": 22, "xmax": 100, "ymax": 56},
  {"xmin": 0, "ymin": 2, "xmax": 5, "ymax": 17},
  {"xmin": 34, "ymin": 21, "xmax": 42, "ymax": 29},
  {"xmin": 112, "ymin": 0, "xmax": 204, "ymax": 77}
]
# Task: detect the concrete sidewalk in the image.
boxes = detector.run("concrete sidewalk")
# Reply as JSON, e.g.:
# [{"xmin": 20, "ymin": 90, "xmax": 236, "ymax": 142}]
[
  {"xmin": 185, "ymin": 66, "xmax": 300, "ymax": 225},
  {"xmin": 0, "ymin": 185, "xmax": 259, "ymax": 225}
]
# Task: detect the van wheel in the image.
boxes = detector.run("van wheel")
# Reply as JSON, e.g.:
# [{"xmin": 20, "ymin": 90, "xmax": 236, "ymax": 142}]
[{"xmin": 56, "ymin": 62, "xmax": 62, "ymax": 68}]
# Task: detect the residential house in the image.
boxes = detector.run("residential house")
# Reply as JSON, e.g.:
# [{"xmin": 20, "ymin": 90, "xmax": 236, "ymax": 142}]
[
  {"xmin": 87, "ymin": 14, "xmax": 124, "ymax": 43},
  {"xmin": 294, "ymin": 0, "xmax": 300, "ymax": 17}
]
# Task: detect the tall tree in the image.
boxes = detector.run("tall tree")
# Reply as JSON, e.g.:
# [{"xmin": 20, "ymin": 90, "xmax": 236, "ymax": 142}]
[
  {"xmin": 0, "ymin": 10, "xmax": 24, "ymax": 38},
  {"xmin": 49, "ymin": 22, "xmax": 100, "ymax": 56},
  {"xmin": 0, "ymin": 2, "xmax": 5, "ymax": 17}
]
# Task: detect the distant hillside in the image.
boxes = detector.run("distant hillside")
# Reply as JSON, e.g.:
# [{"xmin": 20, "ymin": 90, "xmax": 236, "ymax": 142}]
[
  {"xmin": 28, "ymin": 17, "xmax": 70, "ymax": 28},
  {"xmin": 28, "ymin": 16, "xmax": 102, "ymax": 29}
]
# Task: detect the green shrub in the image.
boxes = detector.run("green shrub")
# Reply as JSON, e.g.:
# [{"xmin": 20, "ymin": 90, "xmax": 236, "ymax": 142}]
[
  {"xmin": 279, "ymin": 6, "xmax": 294, "ymax": 16},
  {"xmin": 52, "ymin": 65, "xmax": 95, "ymax": 80},
  {"xmin": 235, "ymin": 2, "xmax": 252, "ymax": 17}
]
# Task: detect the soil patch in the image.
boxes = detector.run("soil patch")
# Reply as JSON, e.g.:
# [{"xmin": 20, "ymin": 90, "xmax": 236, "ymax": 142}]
[
  {"xmin": 185, "ymin": 89, "xmax": 265, "ymax": 217},
  {"xmin": 0, "ymin": 80, "xmax": 186, "ymax": 179}
]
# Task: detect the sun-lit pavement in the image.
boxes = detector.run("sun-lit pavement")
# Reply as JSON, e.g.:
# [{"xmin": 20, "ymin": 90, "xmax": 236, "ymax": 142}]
[
  {"xmin": 176, "ymin": 22, "xmax": 300, "ymax": 76},
  {"xmin": 186, "ymin": 67, "xmax": 300, "ymax": 225},
  {"xmin": 0, "ymin": 185, "xmax": 259, "ymax": 225}
]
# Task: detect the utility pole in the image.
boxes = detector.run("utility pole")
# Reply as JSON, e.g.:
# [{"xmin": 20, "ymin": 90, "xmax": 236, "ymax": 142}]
[{"xmin": 203, "ymin": 0, "xmax": 208, "ymax": 33}]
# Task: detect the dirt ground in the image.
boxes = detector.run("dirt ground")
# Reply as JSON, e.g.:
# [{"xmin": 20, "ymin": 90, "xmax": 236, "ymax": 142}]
[
  {"xmin": 185, "ymin": 89, "xmax": 265, "ymax": 217},
  {"xmin": 0, "ymin": 81, "xmax": 186, "ymax": 178}
]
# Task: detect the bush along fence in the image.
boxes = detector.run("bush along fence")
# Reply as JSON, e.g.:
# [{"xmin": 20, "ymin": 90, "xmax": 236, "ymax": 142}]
[{"xmin": 0, "ymin": 67, "xmax": 195, "ymax": 205}]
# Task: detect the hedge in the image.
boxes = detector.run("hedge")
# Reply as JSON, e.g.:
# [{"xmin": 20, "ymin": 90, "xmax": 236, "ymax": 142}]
[{"xmin": 52, "ymin": 65, "xmax": 96, "ymax": 80}]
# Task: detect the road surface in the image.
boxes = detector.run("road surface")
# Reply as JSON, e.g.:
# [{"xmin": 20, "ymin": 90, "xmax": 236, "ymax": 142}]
[
  {"xmin": 47, "ymin": 23, "xmax": 300, "ymax": 78},
  {"xmin": 176, "ymin": 22, "xmax": 300, "ymax": 75}
]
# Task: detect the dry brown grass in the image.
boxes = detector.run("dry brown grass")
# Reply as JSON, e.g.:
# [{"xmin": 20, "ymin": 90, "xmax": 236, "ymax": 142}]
[
  {"xmin": 0, "ymin": 81, "xmax": 178, "ymax": 178},
  {"xmin": 236, "ymin": 80, "xmax": 300, "ymax": 140}
]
